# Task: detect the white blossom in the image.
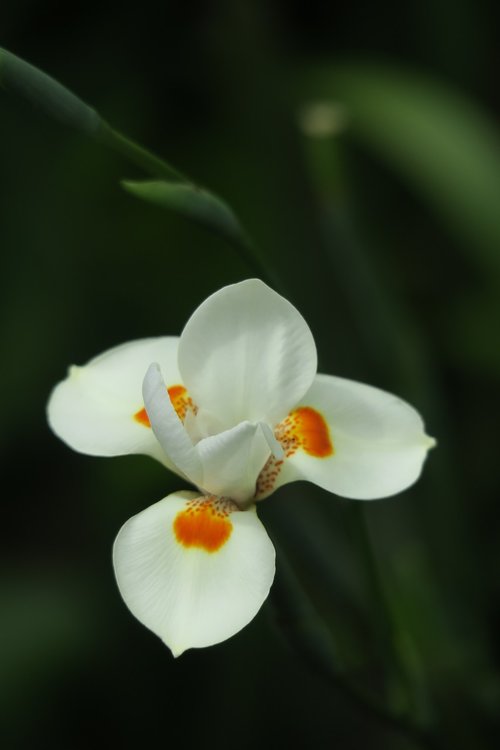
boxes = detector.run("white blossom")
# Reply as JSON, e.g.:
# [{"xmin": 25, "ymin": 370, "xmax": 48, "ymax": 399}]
[{"xmin": 48, "ymin": 280, "xmax": 434, "ymax": 656}]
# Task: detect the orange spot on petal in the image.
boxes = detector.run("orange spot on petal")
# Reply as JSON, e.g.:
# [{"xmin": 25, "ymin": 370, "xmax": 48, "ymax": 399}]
[
  {"xmin": 168, "ymin": 384, "xmax": 187, "ymax": 403},
  {"xmin": 168, "ymin": 385, "xmax": 195, "ymax": 421},
  {"xmin": 134, "ymin": 384, "xmax": 194, "ymax": 428},
  {"xmin": 256, "ymin": 406, "xmax": 333, "ymax": 498},
  {"xmin": 173, "ymin": 497, "xmax": 235, "ymax": 553},
  {"xmin": 292, "ymin": 406, "xmax": 333, "ymax": 457},
  {"xmin": 134, "ymin": 406, "xmax": 150, "ymax": 427}
]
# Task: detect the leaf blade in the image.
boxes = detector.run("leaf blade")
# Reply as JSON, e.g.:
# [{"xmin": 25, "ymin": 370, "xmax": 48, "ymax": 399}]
[
  {"xmin": 0, "ymin": 46, "xmax": 100, "ymax": 135},
  {"xmin": 122, "ymin": 179, "xmax": 249, "ymax": 246},
  {"xmin": 298, "ymin": 62, "xmax": 500, "ymax": 276}
]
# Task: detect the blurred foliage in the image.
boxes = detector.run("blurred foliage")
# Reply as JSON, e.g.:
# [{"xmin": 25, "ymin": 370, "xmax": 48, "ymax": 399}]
[
  {"xmin": 121, "ymin": 179, "xmax": 251, "ymax": 252},
  {"xmin": 1, "ymin": 1, "xmax": 499, "ymax": 748}
]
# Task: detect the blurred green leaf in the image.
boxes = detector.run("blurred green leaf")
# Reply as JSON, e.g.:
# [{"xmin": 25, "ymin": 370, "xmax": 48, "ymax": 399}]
[
  {"xmin": 0, "ymin": 47, "xmax": 255, "ymax": 257},
  {"xmin": 0, "ymin": 46, "xmax": 270, "ymax": 282},
  {"xmin": 271, "ymin": 547, "xmax": 436, "ymax": 748},
  {"xmin": 0, "ymin": 46, "xmax": 99, "ymax": 135},
  {"xmin": 447, "ymin": 287, "xmax": 500, "ymax": 374},
  {"xmin": 122, "ymin": 179, "xmax": 250, "ymax": 247},
  {"xmin": 298, "ymin": 63, "xmax": 500, "ymax": 276}
]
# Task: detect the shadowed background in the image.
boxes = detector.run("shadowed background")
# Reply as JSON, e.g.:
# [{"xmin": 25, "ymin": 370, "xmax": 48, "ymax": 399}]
[{"xmin": 1, "ymin": 1, "xmax": 499, "ymax": 748}]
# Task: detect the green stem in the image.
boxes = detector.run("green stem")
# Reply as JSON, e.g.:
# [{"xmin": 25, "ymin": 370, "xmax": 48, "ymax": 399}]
[
  {"xmin": 350, "ymin": 505, "xmax": 421, "ymax": 716},
  {"xmin": 0, "ymin": 47, "xmax": 99, "ymax": 136},
  {"xmin": 97, "ymin": 121, "xmax": 189, "ymax": 183},
  {"xmin": 271, "ymin": 544, "xmax": 444, "ymax": 750},
  {"xmin": 97, "ymin": 123, "xmax": 282, "ymax": 286},
  {"xmin": 299, "ymin": 125, "xmax": 434, "ymax": 722},
  {"xmin": 0, "ymin": 46, "xmax": 277, "ymax": 285}
]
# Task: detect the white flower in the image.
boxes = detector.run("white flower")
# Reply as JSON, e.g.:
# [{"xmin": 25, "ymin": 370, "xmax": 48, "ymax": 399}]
[{"xmin": 48, "ymin": 279, "xmax": 435, "ymax": 656}]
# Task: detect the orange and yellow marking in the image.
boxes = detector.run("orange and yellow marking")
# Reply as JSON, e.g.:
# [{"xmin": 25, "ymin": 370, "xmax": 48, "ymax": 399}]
[
  {"xmin": 256, "ymin": 406, "xmax": 333, "ymax": 497},
  {"xmin": 277, "ymin": 406, "xmax": 333, "ymax": 458},
  {"xmin": 173, "ymin": 496, "xmax": 237, "ymax": 553},
  {"xmin": 134, "ymin": 384, "xmax": 195, "ymax": 427}
]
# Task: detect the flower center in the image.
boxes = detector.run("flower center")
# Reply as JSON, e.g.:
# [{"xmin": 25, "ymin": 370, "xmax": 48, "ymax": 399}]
[
  {"xmin": 173, "ymin": 496, "xmax": 238, "ymax": 553},
  {"xmin": 134, "ymin": 384, "xmax": 195, "ymax": 426}
]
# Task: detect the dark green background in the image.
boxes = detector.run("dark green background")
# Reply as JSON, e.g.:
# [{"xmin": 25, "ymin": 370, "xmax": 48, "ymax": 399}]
[{"xmin": 1, "ymin": 1, "xmax": 499, "ymax": 748}]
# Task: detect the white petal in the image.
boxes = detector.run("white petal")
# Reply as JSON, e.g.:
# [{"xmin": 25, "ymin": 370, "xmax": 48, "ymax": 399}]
[
  {"xmin": 142, "ymin": 364, "xmax": 203, "ymax": 485},
  {"xmin": 177, "ymin": 279, "xmax": 317, "ymax": 429},
  {"xmin": 113, "ymin": 491, "xmax": 276, "ymax": 656},
  {"xmin": 259, "ymin": 374, "xmax": 435, "ymax": 500},
  {"xmin": 196, "ymin": 421, "xmax": 271, "ymax": 504},
  {"xmin": 259, "ymin": 421, "xmax": 285, "ymax": 460},
  {"xmin": 47, "ymin": 337, "xmax": 181, "ymax": 463}
]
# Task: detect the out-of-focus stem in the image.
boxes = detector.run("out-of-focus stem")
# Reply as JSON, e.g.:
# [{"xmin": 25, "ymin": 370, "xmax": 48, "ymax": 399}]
[
  {"xmin": 0, "ymin": 46, "xmax": 278, "ymax": 287},
  {"xmin": 97, "ymin": 122, "xmax": 188, "ymax": 183},
  {"xmin": 271, "ymin": 544, "xmax": 444, "ymax": 750}
]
